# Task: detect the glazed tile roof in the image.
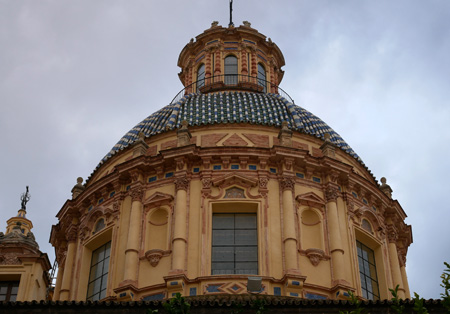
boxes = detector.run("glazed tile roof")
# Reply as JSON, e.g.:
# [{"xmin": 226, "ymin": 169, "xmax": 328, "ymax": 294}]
[{"xmin": 98, "ymin": 91, "xmax": 362, "ymax": 168}]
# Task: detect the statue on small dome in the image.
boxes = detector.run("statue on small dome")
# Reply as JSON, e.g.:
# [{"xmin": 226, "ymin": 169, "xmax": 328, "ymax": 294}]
[{"xmin": 20, "ymin": 186, "xmax": 30, "ymax": 211}]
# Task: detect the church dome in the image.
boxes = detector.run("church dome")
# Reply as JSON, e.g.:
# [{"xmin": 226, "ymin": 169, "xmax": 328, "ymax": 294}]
[{"xmin": 99, "ymin": 91, "xmax": 361, "ymax": 168}]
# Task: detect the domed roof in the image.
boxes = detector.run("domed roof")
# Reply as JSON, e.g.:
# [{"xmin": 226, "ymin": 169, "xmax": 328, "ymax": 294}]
[{"xmin": 97, "ymin": 91, "xmax": 362, "ymax": 168}]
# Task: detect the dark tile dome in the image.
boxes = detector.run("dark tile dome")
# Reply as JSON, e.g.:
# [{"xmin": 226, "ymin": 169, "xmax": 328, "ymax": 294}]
[{"xmin": 98, "ymin": 91, "xmax": 362, "ymax": 168}]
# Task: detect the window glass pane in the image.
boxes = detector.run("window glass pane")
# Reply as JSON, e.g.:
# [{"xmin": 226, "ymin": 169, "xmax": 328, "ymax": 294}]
[
  {"xmin": 235, "ymin": 246, "xmax": 258, "ymax": 261},
  {"xmin": 103, "ymin": 257, "xmax": 110, "ymax": 274},
  {"xmin": 0, "ymin": 286, "xmax": 7, "ymax": 294},
  {"xmin": 0, "ymin": 295, "xmax": 5, "ymax": 301},
  {"xmin": 91, "ymin": 249, "xmax": 104, "ymax": 265},
  {"xmin": 10, "ymin": 285, "xmax": 19, "ymax": 295},
  {"xmin": 356, "ymin": 241, "xmax": 380, "ymax": 300},
  {"xmin": 9, "ymin": 295, "xmax": 16, "ymax": 302},
  {"xmin": 212, "ymin": 247, "xmax": 234, "ymax": 261},
  {"xmin": 213, "ymin": 229, "xmax": 234, "ymax": 245},
  {"xmin": 235, "ymin": 214, "xmax": 257, "ymax": 229},
  {"xmin": 197, "ymin": 64, "xmax": 205, "ymax": 91},
  {"xmin": 224, "ymin": 56, "xmax": 238, "ymax": 85},
  {"xmin": 368, "ymin": 250, "xmax": 375, "ymax": 264},
  {"xmin": 257, "ymin": 63, "xmax": 266, "ymax": 93},
  {"xmin": 100, "ymin": 289, "xmax": 107, "ymax": 300},
  {"xmin": 213, "ymin": 214, "xmax": 234, "ymax": 229},
  {"xmin": 87, "ymin": 242, "xmax": 111, "ymax": 300},
  {"xmin": 235, "ymin": 262, "xmax": 258, "ymax": 274},
  {"xmin": 235, "ymin": 229, "xmax": 257, "ymax": 245}
]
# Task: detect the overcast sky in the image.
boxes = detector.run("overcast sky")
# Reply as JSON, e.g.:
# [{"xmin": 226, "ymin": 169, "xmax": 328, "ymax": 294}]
[{"xmin": 1, "ymin": 0, "xmax": 449, "ymax": 299}]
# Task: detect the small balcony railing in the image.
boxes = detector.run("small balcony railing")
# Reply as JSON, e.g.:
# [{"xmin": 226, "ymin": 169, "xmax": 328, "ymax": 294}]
[{"xmin": 170, "ymin": 74, "xmax": 294, "ymax": 105}]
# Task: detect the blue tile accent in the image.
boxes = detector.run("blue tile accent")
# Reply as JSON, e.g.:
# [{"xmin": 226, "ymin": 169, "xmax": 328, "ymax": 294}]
[
  {"xmin": 172, "ymin": 293, "xmax": 177, "ymax": 297},
  {"xmin": 98, "ymin": 198, "xmax": 104, "ymax": 204},
  {"xmin": 88, "ymin": 205, "xmax": 93, "ymax": 212},
  {"xmin": 290, "ymin": 292, "xmax": 299, "ymax": 297},
  {"xmin": 119, "ymin": 292, "xmax": 126, "ymax": 298},
  {"xmin": 206, "ymin": 285, "xmax": 221, "ymax": 293},
  {"xmin": 148, "ymin": 176, "xmax": 157, "ymax": 182},
  {"xmin": 126, "ymin": 185, "xmax": 131, "ymax": 191},
  {"xmin": 338, "ymin": 186, "xmax": 342, "ymax": 191},
  {"xmin": 257, "ymin": 54, "xmax": 267, "ymax": 62},
  {"xmin": 206, "ymin": 39, "xmax": 218, "ymax": 45},
  {"xmin": 352, "ymin": 192, "xmax": 358, "ymax": 198},
  {"xmin": 109, "ymin": 191, "xmax": 115, "ymax": 198},
  {"xmin": 196, "ymin": 55, "xmax": 205, "ymax": 63},
  {"xmin": 225, "ymin": 47, "xmax": 238, "ymax": 50},
  {"xmin": 165, "ymin": 172, "xmax": 173, "ymax": 178},
  {"xmin": 312, "ymin": 176, "xmax": 321, "ymax": 183},
  {"xmin": 296, "ymin": 173, "xmax": 304, "ymax": 178},
  {"xmin": 170, "ymin": 281, "xmax": 178, "ymax": 286},
  {"xmin": 213, "ymin": 165, "xmax": 222, "ymax": 170},
  {"xmin": 193, "ymin": 167, "xmax": 200, "ymax": 173},
  {"xmin": 372, "ymin": 206, "xmax": 377, "ymax": 211},
  {"xmin": 99, "ymin": 92, "xmax": 363, "ymax": 171},
  {"xmin": 270, "ymin": 168, "xmax": 277, "ymax": 173},
  {"xmin": 305, "ymin": 293, "xmax": 327, "ymax": 300},
  {"xmin": 244, "ymin": 39, "xmax": 256, "ymax": 45},
  {"xmin": 363, "ymin": 199, "xmax": 368, "ymax": 204},
  {"xmin": 224, "ymin": 41, "xmax": 239, "ymax": 44},
  {"xmin": 292, "ymin": 281, "xmax": 300, "ymax": 286},
  {"xmin": 231, "ymin": 164, "xmax": 239, "ymax": 170},
  {"xmin": 249, "ymin": 165, "xmax": 257, "ymax": 170},
  {"xmin": 142, "ymin": 293, "xmax": 165, "ymax": 301},
  {"xmin": 231, "ymin": 285, "xmax": 240, "ymax": 291},
  {"xmin": 190, "ymin": 287, "xmax": 197, "ymax": 296},
  {"xmin": 274, "ymin": 287, "xmax": 281, "ymax": 296}
]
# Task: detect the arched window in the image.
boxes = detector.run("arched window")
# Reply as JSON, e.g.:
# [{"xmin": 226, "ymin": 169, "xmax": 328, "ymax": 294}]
[
  {"xmin": 224, "ymin": 55, "xmax": 238, "ymax": 85},
  {"xmin": 196, "ymin": 63, "xmax": 205, "ymax": 92},
  {"xmin": 257, "ymin": 63, "xmax": 267, "ymax": 93},
  {"xmin": 94, "ymin": 218, "xmax": 105, "ymax": 234}
]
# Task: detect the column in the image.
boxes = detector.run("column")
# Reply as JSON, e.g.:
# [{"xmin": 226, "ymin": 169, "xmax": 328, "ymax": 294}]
[
  {"xmin": 59, "ymin": 231, "xmax": 77, "ymax": 300},
  {"xmin": 171, "ymin": 177, "xmax": 190, "ymax": 272},
  {"xmin": 122, "ymin": 186, "xmax": 144, "ymax": 284},
  {"xmin": 53, "ymin": 264, "xmax": 64, "ymax": 300},
  {"xmin": 387, "ymin": 229, "xmax": 405, "ymax": 299},
  {"xmin": 400, "ymin": 264, "xmax": 411, "ymax": 299},
  {"xmin": 280, "ymin": 177, "xmax": 298, "ymax": 273},
  {"xmin": 325, "ymin": 185, "xmax": 346, "ymax": 285}
]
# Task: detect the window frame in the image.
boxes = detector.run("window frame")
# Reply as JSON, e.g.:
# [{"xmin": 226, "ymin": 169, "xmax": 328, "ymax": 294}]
[
  {"xmin": 356, "ymin": 240, "xmax": 380, "ymax": 301},
  {"xmin": 257, "ymin": 63, "xmax": 267, "ymax": 93},
  {"xmin": 211, "ymin": 212, "xmax": 258, "ymax": 275},
  {"xmin": 224, "ymin": 55, "xmax": 238, "ymax": 85},
  {"xmin": 196, "ymin": 63, "xmax": 205, "ymax": 92},
  {"xmin": 0, "ymin": 281, "xmax": 19, "ymax": 302},
  {"xmin": 86, "ymin": 241, "xmax": 111, "ymax": 301}
]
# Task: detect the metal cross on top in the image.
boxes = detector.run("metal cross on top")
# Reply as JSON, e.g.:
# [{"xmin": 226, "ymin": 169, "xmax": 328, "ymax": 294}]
[
  {"xmin": 20, "ymin": 186, "xmax": 31, "ymax": 211},
  {"xmin": 229, "ymin": 0, "xmax": 234, "ymax": 27}
]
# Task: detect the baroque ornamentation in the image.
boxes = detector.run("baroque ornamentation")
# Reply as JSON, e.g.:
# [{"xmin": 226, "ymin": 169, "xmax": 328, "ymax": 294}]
[
  {"xmin": 280, "ymin": 177, "xmax": 295, "ymax": 191},
  {"xmin": 325, "ymin": 185, "xmax": 339, "ymax": 202},
  {"xmin": 259, "ymin": 177, "xmax": 269, "ymax": 189},
  {"xmin": 0, "ymin": 253, "xmax": 21, "ymax": 265},
  {"xmin": 130, "ymin": 187, "xmax": 144, "ymax": 202},
  {"xmin": 201, "ymin": 178, "xmax": 212, "ymax": 189},
  {"xmin": 144, "ymin": 249, "xmax": 170, "ymax": 267},
  {"xmin": 224, "ymin": 187, "xmax": 245, "ymax": 199},
  {"xmin": 174, "ymin": 177, "xmax": 190, "ymax": 191},
  {"xmin": 305, "ymin": 248, "xmax": 325, "ymax": 267}
]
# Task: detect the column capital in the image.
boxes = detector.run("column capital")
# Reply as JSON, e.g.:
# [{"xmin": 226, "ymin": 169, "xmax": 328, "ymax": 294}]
[
  {"xmin": 175, "ymin": 177, "xmax": 190, "ymax": 192},
  {"xmin": 325, "ymin": 184, "xmax": 340, "ymax": 202},
  {"xmin": 280, "ymin": 177, "xmax": 295, "ymax": 192},
  {"xmin": 130, "ymin": 186, "xmax": 144, "ymax": 202}
]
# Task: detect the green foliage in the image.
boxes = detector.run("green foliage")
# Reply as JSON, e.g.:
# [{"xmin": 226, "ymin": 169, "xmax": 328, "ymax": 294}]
[
  {"xmin": 250, "ymin": 298, "xmax": 267, "ymax": 314},
  {"xmin": 441, "ymin": 262, "xmax": 450, "ymax": 312},
  {"xmin": 230, "ymin": 301, "xmax": 244, "ymax": 314},
  {"xmin": 163, "ymin": 293, "xmax": 190, "ymax": 314},
  {"xmin": 389, "ymin": 284, "xmax": 405, "ymax": 314},
  {"xmin": 339, "ymin": 291, "xmax": 366, "ymax": 314},
  {"xmin": 147, "ymin": 309, "xmax": 159, "ymax": 314},
  {"xmin": 413, "ymin": 292, "xmax": 428, "ymax": 314}
]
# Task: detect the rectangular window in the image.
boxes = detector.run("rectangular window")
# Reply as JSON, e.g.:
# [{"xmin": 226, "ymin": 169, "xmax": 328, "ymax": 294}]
[
  {"xmin": 211, "ymin": 213, "xmax": 258, "ymax": 275},
  {"xmin": 87, "ymin": 242, "xmax": 111, "ymax": 301},
  {"xmin": 0, "ymin": 281, "xmax": 19, "ymax": 301},
  {"xmin": 357, "ymin": 241, "xmax": 380, "ymax": 300}
]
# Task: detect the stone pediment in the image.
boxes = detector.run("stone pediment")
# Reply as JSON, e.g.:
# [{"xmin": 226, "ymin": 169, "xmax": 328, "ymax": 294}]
[
  {"xmin": 143, "ymin": 192, "xmax": 174, "ymax": 207},
  {"xmin": 212, "ymin": 173, "xmax": 258, "ymax": 188},
  {"xmin": 296, "ymin": 192, "xmax": 325, "ymax": 208}
]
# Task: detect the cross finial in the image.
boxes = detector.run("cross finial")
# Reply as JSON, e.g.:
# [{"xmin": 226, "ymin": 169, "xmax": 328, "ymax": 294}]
[
  {"xmin": 229, "ymin": 0, "xmax": 234, "ymax": 27},
  {"xmin": 20, "ymin": 186, "xmax": 30, "ymax": 211}
]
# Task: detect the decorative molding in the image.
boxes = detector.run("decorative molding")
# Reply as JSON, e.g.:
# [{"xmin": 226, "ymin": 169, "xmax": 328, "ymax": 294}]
[
  {"xmin": 305, "ymin": 248, "xmax": 326, "ymax": 266},
  {"xmin": 0, "ymin": 253, "xmax": 21, "ymax": 265},
  {"xmin": 224, "ymin": 187, "xmax": 246, "ymax": 199},
  {"xmin": 296, "ymin": 192, "xmax": 325, "ymax": 208},
  {"xmin": 143, "ymin": 192, "xmax": 174, "ymax": 208}
]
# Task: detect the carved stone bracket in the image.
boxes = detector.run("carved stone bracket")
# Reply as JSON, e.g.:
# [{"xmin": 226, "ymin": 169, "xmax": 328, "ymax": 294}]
[
  {"xmin": 305, "ymin": 248, "xmax": 327, "ymax": 266},
  {"xmin": 0, "ymin": 253, "xmax": 21, "ymax": 265},
  {"xmin": 144, "ymin": 249, "xmax": 171, "ymax": 267},
  {"xmin": 387, "ymin": 225, "xmax": 398, "ymax": 243}
]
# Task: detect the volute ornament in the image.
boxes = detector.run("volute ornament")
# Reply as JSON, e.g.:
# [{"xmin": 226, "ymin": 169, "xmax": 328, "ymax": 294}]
[{"xmin": 130, "ymin": 187, "xmax": 144, "ymax": 202}]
